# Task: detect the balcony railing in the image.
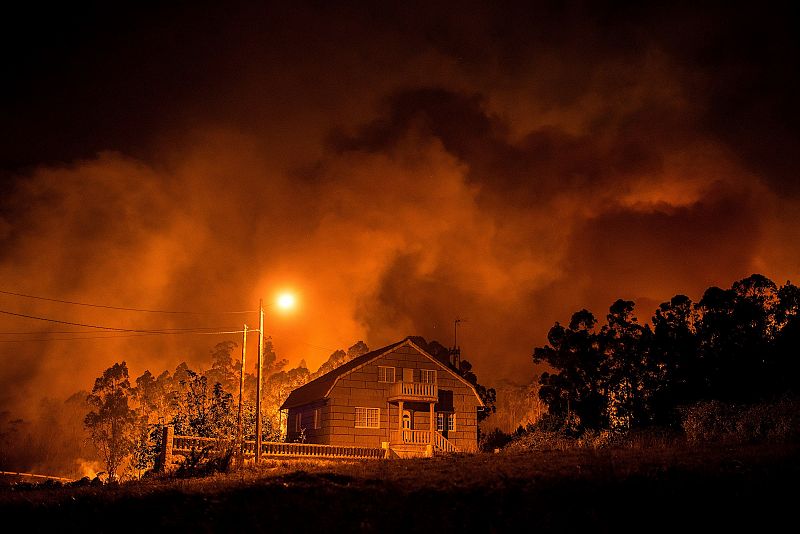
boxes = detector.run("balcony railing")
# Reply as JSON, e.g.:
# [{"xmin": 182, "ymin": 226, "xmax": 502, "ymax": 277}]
[
  {"xmin": 390, "ymin": 429, "xmax": 432, "ymax": 445},
  {"xmin": 389, "ymin": 429, "xmax": 459, "ymax": 453},
  {"xmin": 388, "ymin": 381, "xmax": 437, "ymax": 402}
]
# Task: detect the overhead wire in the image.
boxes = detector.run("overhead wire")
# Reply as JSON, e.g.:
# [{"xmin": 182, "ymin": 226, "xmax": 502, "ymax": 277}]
[
  {"xmin": 0, "ymin": 288, "xmax": 256, "ymax": 314},
  {"xmin": 0, "ymin": 329, "xmax": 248, "ymax": 343},
  {"xmin": 0, "ymin": 308, "xmax": 240, "ymax": 334},
  {"xmin": 0, "ymin": 290, "xmax": 345, "ymax": 355}
]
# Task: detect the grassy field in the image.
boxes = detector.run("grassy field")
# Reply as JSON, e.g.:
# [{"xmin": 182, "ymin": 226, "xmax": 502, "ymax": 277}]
[{"xmin": 2, "ymin": 441, "xmax": 797, "ymax": 533}]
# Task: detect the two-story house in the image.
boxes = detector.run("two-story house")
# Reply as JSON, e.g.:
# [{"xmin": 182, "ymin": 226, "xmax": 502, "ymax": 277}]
[{"xmin": 279, "ymin": 337, "xmax": 484, "ymax": 457}]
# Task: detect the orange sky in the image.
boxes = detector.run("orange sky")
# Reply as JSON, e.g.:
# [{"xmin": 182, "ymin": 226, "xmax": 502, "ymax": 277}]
[{"xmin": 1, "ymin": 2, "xmax": 798, "ymax": 417}]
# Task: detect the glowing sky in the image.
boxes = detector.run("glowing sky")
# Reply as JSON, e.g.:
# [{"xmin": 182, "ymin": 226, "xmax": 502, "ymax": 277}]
[{"xmin": 1, "ymin": 2, "xmax": 798, "ymax": 416}]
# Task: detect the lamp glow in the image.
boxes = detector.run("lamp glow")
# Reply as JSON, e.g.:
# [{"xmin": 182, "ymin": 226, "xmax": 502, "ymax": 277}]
[{"xmin": 276, "ymin": 292, "xmax": 296, "ymax": 310}]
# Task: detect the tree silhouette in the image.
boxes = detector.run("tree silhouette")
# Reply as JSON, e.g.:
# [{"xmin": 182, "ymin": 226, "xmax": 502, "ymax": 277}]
[
  {"xmin": 533, "ymin": 274, "xmax": 800, "ymax": 433},
  {"xmin": 534, "ymin": 309, "xmax": 605, "ymax": 429},
  {"xmin": 84, "ymin": 362, "xmax": 138, "ymax": 481}
]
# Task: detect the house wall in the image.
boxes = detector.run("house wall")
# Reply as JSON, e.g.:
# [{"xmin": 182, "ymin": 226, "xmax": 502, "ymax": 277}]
[
  {"xmin": 286, "ymin": 344, "xmax": 481, "ymax": 452},
  {"xmin": 285, "ymin": 399, "xmax": 329, "ymax": 444}
]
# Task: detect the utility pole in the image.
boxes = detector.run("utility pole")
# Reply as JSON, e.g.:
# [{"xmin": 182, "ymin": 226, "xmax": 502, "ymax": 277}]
[
  {"xmin": 255, "ymin": 299, "xmax": 265, "ymax": 464},
  {"xmin": 236, "ymin": 323, "xmax": 248, "ymax": 465}
]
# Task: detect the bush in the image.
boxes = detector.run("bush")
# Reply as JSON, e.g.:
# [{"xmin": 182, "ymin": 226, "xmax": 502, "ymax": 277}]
[
  {"xmin": 680, "ymin": 396, "xmax": 800, "ymax": 444},
  {"xmin": 174, "ymin": 446, "xmax": 235, "ymax": 479},
  {"xmin": 479, "ymin": 428, "xmax": 513, "ymax": 452}
]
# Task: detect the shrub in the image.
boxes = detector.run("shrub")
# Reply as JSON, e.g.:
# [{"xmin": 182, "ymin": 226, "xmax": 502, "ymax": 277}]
[
  {"xmin": 680, "ymin": 396, "xmax": 800, "ymax": 444},
  {"xmin": 174, "ymin": 446, "xmax": 235, "ymax": 478},
  {"xmin": 479, "ymin": 428, "xmax": 513, "ymax": 452},
  {"xmin": 679, "ymin": 400, "xmax": 736, "ymax": 444},
  {"xmin": 504, "ymin": 429, "xmax": 577, "ymax": 452}
]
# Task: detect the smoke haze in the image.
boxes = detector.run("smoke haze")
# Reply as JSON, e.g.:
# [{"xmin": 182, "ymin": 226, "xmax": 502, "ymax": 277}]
[{"xmin": 1, "ymin": 2, "xmax": 798, "ymax": 421}]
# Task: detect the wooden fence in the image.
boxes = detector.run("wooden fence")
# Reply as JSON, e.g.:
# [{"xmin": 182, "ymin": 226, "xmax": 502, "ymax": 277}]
[
  {"xmin": 0, "ymin": 470, "xmax": 73, "ymax": 483},
  {"xmin": 162, "ymin": 426, "xmax": 385, "ymax": 468}
]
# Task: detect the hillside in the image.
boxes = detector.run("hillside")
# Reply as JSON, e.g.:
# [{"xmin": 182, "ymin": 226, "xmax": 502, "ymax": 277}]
[{"xmin": 1, "ymin": 441, "xmax": 797, "ymax": 532}]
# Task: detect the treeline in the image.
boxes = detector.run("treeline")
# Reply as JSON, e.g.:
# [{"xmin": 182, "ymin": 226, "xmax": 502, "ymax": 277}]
[
  {"xmin": 80, "ymin": 335, "xmax": 496, "ymax": 480},
  {"xmin": 82, "ymin": 339, "xmax": 371, "ymax": 479},
  {"xmin": 533, "ymin": 274, "xmax": 799, "ymax": 432}
]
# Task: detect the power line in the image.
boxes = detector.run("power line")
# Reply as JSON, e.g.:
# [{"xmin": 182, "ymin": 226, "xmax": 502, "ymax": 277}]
[
  {"xmin": 0, "ymin": 329, "xmax": 249, "ymax": 343},
  {"xmin": 0, "ymin": 329, "xmax": 119, "ymax": 335},
  {"xmin": 0, "ymin": 308, "xmax": 240, "ymax": 334},
  {"xmin": 0, "ymin": 288, "xmax": 256, "ymax": 315},
  {"xmin": 0, "ymin": 326, "xmax": 236, "ymax": 335}
]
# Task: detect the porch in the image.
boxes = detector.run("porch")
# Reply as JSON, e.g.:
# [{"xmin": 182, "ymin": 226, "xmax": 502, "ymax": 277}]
[
  {"xmin": 388, "ymin": 388, "xmax": 458, "ymax": 457},
  {"xmin": 388, "ymin": 429, "xmax": 458, "ymax": 456}
]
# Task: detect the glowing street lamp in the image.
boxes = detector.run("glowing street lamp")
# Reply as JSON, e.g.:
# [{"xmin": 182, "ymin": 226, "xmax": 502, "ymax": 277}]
[
  {"xmin": 253, "ymin": 291, "xmax": 297, "ymax": 464},
  {"xmin": 276, "ymin": 292, "xmax": 296, "ymax": 311}
]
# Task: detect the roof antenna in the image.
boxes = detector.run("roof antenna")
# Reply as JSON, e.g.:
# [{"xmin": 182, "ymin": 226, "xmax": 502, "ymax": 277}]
[{"xmin": 449, "ymin": 317, "xmax": 465, "ymax": 370}]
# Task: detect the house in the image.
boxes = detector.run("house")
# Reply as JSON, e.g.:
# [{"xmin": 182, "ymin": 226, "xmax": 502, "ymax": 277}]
[{"xmin": 279, "ymin": 337, "xmax": 484, "ymax": 457}]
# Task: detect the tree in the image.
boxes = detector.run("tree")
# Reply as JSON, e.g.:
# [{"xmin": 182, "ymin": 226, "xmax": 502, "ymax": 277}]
[
  {"xmin": 206, "ymin": 341, "xmax": 239, "ymax": 393},
  {"xmin": 650, "ymin": 294, "xmax": 700, "ymax": 424},
  {"xmin": 600, "ymin": 299, "xmax": 655, "ymax": 430},
  {"xmin": 775, "ymin": 281, "xmax": 800, "ymax": 393},
  {"xmin": 346, "ymin": 340, "xmax": 369, "ymax": 360},
  {"xmin": 84, "ymin": 362, "xmax": 138, "ymax": 481},
  {"xmin": 534, "ymin": 309, "xmax": 606, "ymax": 429},
  {"xmin": 456, "ymin": 359, "xmax": 497, "ymax": 422}
]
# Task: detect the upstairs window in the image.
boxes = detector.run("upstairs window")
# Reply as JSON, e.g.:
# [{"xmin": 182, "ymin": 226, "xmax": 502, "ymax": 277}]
[
  {"xmin": 378, "ymin": 366, "xmax": 395, "ymax": 383},
  {"xmin": 313, "ymin": 408, "xmax": 321, "ymax": 429},
  {"xmin": 420, "ymin": 369, "xmax": 437, "ymax": 384},
  {"xmin": 295, "ymin": 412, "xmax": 302, "ymax": 432},
  {"xmin": 355, "ymin": 407, "xmax": 380, "ymax": 428}
]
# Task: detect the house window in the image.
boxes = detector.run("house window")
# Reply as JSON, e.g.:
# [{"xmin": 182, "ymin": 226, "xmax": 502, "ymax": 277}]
[
  {"xmin": 437, "ymin": 413, "xmax": 455, "ymax": 432},
  {"xmin": 420, "ymin": 369, "xmax": 436, "ymax": 384},
  {"xmin": 295, "ymin": 412, "xmax": 302, "ymax": 432},
  {"xmin": 313, "ymin": 408, "xmax": 321, "ymax": 429},
  {"xmin": 378, "ymin": 366, "xmax": 395, "ymax": 383},
  {"xmin": 355, "ymin": 407, "xmax": 380, "ymax": 428}
]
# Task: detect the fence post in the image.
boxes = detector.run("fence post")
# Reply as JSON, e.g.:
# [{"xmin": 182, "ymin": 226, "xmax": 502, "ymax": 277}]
[{"xmin": 160, "ymin": 425, "xmax": 174, "ymax": 471}]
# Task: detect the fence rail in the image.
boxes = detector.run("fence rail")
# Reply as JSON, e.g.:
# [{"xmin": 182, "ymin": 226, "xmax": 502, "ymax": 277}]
[
  {"xmin": 0, "ymin": 470, "xmax": 73, "ymax": 483},
  {"xmin": 390, "ymin": 429, "xmax": 431, "ymax": 445},
  {"xmin": 389, "ymin": 429, "xmax": 459, "ymax": 453},
  {"xmin": 432, "ymin": 431, "xmax": 458, "ymax": 453},
  {"xmin": 170, "ymin": 432, "xmax": 384, "ymax": 461}
]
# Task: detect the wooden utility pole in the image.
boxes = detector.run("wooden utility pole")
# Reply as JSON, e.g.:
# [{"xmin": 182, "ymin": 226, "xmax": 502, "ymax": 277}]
[
  {"xmin": 255, "ymin": 299, "xmax": 265, "ymax": 464},
  {"xmin": 236, "ymin": 323, "xmax": 248, "ymax": 464}
]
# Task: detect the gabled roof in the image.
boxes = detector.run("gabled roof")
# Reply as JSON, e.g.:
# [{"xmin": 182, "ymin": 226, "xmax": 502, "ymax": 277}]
[{"xmin": 279, "ymin": 337, "xmax": 484, "ymax": 410}]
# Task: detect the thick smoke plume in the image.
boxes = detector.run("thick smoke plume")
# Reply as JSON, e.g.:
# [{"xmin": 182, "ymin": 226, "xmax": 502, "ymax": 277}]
[{"xmin": 1, "ymin": 3, "xmax": 798, "ymax": 429}]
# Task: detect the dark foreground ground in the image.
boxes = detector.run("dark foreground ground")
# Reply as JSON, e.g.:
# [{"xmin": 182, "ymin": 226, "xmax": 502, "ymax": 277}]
[{"xmin": 2, "ymin": 442, "xmax": 797, "ymax": 533}]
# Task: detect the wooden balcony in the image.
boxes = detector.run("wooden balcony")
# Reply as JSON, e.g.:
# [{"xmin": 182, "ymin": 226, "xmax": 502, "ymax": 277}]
[{"xmin": 387, "ymin": 381, "xmax": 438, "ymax": 402}]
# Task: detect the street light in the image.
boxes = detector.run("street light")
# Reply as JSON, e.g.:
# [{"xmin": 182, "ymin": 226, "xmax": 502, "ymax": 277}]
[
  {"xmin": 253, "ymin": 292, "xmax": 296, "ymax": 465},
  {"xmin": 276, "ymin": 292, "xmax": 296, "ymax": 311}
]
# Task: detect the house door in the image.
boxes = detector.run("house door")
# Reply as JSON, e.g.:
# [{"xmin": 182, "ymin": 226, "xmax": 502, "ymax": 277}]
[{"xmin": 402, "ymin": 410, "xmax": 412, "ymax": 430}]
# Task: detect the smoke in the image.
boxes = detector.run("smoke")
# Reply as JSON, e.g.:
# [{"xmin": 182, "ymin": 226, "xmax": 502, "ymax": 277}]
[{"xmin": 1, "ymin": 2, "xmax": 798, "ymax": 429}]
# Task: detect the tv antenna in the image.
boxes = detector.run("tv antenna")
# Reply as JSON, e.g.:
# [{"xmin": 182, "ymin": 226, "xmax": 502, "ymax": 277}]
[{"xmin": 450, "ymin": 317, "xmax": 466, "ymax": 369}]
